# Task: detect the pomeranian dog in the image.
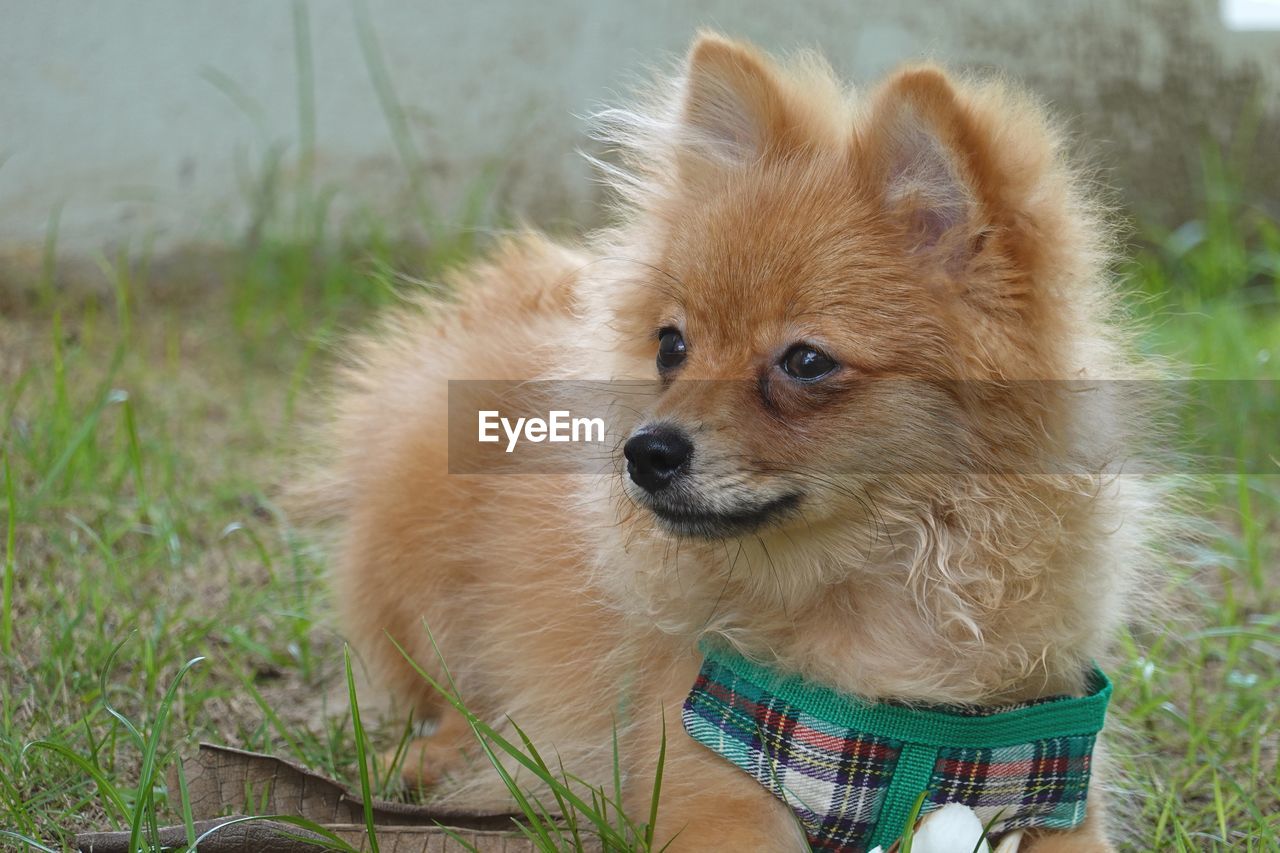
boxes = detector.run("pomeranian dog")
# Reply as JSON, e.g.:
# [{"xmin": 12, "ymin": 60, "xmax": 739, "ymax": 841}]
[{"xmin": 314, "ymin": 32, "xmax": 1156, "ymax": 852}]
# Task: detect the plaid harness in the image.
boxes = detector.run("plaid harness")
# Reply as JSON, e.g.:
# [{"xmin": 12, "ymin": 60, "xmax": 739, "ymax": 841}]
[{"xmin": 682, "ymin": 643, "xmax": 1111, "ymax": 851}]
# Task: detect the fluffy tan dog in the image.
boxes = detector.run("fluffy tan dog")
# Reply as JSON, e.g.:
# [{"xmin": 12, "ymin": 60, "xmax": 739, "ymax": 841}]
[{"xmin": 316, "ymin": 32, "xmax": 1156, "ymax": 852}]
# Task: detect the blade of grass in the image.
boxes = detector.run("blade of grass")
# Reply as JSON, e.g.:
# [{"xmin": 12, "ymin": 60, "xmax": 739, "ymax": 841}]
[
  {"xmin": 2, "ymin": 449, "xmax": 15, "ymax": 654},
  {"xmin": 553, "ymin": 753, "xmax": 585, "ymax": 851},
  {"xmin": 126, "ymin": 654, "xmax": 205, "ymax": 853},
  {"xmin": 897, "ymin": 789, "xmax": 929, "ymax": 853},
  {"xmin": 375, "ymin": 714, "xmax": 416, "ymax": 799},
  {"xmin": 98, "ymin": 635, "xmax": 146, "ymax": 752},
  {"xmin": 610, "ymin": 724, "xmax": 623, "ymax": 826},
  {"xmin": 343, "ymin": 644, "xmax": 380, "ymax": 853},
  {"xmin": 199, "ymin": 68, "xmax": 271, "ymax": 139},
  {"xmin": 187, "ymin": 814, "xmax": 360, "ymax": 853},
  {"xmin": 390, "ymin": 631, "xmax": 639, "ymax": 847},
  {"xmin": 461, "ymin": 716, "xmax": 554, "ymax": 847},
  {"xmin": 239, "ymin": 671, "xmax": 305, "ymax": 760},
  {"xmin": 291, "ymin": 0, "xmax": 317, "ymax": 226},
  {"xmin": 643, "ymin": 714, "xmax": 665, "ymax": 849},
  {"xmin": 175, "ymin": 756, "xmax": 197, "ymax": 850},
  {"xmin": 972, "ymin": 808, "xmax": 1008, "ymax": 853},
  {"xmin": 0, "ymin": 830, "xmax": 59, "ymax": 852},
  {"xmin": 20, "ymin": 740, "xmax": 130, "ymax": 825},
  {"xmin": 430, "ymin": 823, "xmax": 482, "ymax": 853},
  {"xmin": 33, "ymin": 385, "xmax": 126, "ymax": 501},
  {"xmin": 391, "ymin": 627, "xmax": 563, "ymax": 842},
  {"xmin": 350, "ymin": 0, "xmax": 434, "ymax": 233},
  {"xmin": 0, "ymin": 367, "xmax": 31, "ymax": 445},
  {"xmin": 506, "ymin": 718, "xmax": 577, "ymax": 850},
  {"xmin": 39, "ymin": 203, "xmax": 62, "ymax": 310}
]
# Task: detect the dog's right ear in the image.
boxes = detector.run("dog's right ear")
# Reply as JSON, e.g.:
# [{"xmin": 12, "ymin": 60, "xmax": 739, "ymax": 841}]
[
  {"xmin": 862, "ymin": 67, "xmax": 983, "ymax": 257},
  {"xmin": 675, "ymin": 32, "xmax": 798, "ymax": 178}
]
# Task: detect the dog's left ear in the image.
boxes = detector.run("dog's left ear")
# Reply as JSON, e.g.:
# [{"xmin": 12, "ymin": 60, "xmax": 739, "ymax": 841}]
[{"xmin": 862, "ymin": 67, "xmax": 994, "ymax": 261}]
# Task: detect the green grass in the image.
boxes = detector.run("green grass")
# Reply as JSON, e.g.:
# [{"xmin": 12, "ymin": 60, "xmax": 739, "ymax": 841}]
[
  {"xmin": 0, "ymin": 235, "xmax": 389, "ymax": 848},
  {"xmin": 1, "ymin": 139, "xmax": 1278, "ymax": 849},
  {"xmin": 1103, "ymin": 151, "xmax": 1280, "ymax": 849}
]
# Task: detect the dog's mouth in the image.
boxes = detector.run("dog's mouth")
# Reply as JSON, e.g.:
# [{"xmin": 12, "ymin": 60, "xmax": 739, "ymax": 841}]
[{"xmin": 643, "ymin": 492, "xmax": 802, "ymax": 538}]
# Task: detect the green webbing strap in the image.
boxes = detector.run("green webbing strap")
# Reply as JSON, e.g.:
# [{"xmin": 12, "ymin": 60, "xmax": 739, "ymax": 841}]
[
  {"xmin": 699, "ymin": 644, "xmax": 1112, "ymax": 748},
  {"xmin": 870, "ymin": 742, "xmax": 939, "ymax": 850},
  {"xmin": 698, "ymin": 642, "xmax": 1112, "ymax": 849}
]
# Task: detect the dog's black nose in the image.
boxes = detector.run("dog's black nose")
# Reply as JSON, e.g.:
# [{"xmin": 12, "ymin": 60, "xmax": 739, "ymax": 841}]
[{"xmin": 624, "ymin": 427, "xmax": 693, "ymax": 493}]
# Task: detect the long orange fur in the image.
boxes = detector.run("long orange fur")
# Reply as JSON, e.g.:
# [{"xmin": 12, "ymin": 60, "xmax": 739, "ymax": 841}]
[{"xmin": 312, "ymin": 32, "xmax": 1160, "ymax": 851}]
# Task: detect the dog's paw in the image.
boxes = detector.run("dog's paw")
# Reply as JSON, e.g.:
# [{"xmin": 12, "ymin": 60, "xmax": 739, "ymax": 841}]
[{"xmin": 377, "ymin": 736, "xmax": 464, "ymax": 792}]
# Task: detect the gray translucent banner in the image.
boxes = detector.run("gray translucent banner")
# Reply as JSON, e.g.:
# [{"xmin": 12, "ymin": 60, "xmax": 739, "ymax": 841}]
[{"xmin": 445, "ymin": 379, "xmax": 1278, "ymax": 476}]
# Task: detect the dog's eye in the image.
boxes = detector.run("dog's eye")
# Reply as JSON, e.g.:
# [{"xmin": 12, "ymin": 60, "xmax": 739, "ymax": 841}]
[
  {"xmin": 780, "ymin": 345, "xmax": 837, "ymax": 381},
  {"xmin": 657, "ymin": 328, "xmax": 687, "ymax": 372}
]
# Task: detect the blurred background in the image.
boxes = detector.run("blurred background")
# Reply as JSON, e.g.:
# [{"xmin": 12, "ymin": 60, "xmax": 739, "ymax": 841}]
[
  {"xmin": 1, "ymin": 2, "xmax": 1277, "ymax": 850},
  {"xmin": 3, "ymin": 0, "xmax": 1280, "ymax": 252}
]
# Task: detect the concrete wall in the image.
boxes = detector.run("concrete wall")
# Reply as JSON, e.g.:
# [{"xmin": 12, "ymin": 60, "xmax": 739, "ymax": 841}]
[{"xmin": 3, "ymin": 0, "xmax": 1278, "ymax": 256}]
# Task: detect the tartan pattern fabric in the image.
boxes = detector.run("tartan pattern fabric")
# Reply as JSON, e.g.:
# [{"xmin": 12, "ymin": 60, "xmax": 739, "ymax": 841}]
[
  {"xmin": 682, "ymin": 650, "xmax": 1106, "ymax": 852},
  {"xmin": 927, "ymin": 737, "xmax": 1095, "ymax": 830},
  {"xmin": 683, "ymin": 656, "xmax": 903, "ymax": 850}
]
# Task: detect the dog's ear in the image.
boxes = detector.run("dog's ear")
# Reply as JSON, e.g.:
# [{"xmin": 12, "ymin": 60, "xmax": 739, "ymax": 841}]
[
  {"xmin": 863, "ymin": 67, "xmax": 990, "ymax": 259},
  {"xmin": 675, "ymin": 32, "xmax": 797, "ymax": 176}
]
